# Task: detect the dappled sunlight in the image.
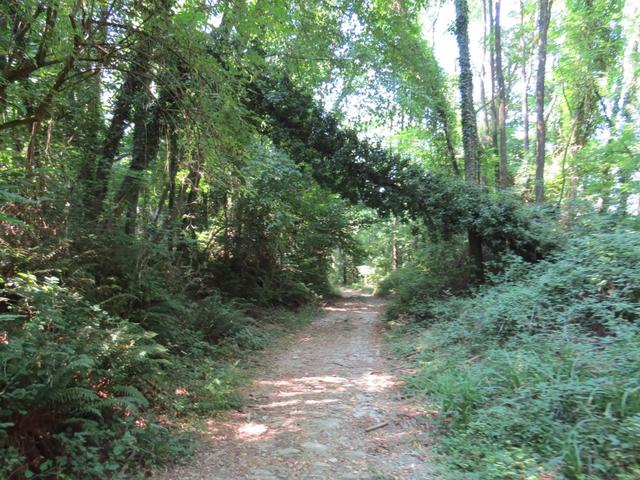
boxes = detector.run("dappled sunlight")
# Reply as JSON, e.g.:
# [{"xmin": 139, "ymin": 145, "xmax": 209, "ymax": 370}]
[
  {"xmin": 353, "ymin": 372, "xmax": 397, "ymax": 392},
  {"xmin": 238, "ymin": 422, "xmax": 269, "ymax": 438},
  {"xmin": 254, "ymin": 399, "xmax": 300, "ymax": 409},
  {"xmin": 323, "ymin": 303, "xmax": 381, "ymax": 316},
  {"xmin": 181, "ymin": 295, "xmax": 435, "ymax": 479},
  {"xmin": 204, "ymin": 366, "xmax": 399, "ymax": 447},
  {"xmin": 259, "ymin": 374, "xmax": 356, "ymax": 398},
  {"xmin": 339, "ymin": 288, "xmax": 375, "ymax": 299},
  {"xmin": 288, "ymin": 409, "xmax": 307, "ymax": 416},
  {"xmin": 205, "ymin": 419, "xmax": 236, "ymax": 441},
  {"xmin": 258, "ymin": 379, "xmax": 295, "ymax": 387},
  {"xmin": 260, "ymin": 375, "xmax": 349, "ymax": 386},
  {"xmin": 205, "ymin": 375, "xmax": 398, "ymax": 448},
  {"xmin": 304, "ymin": 398, "xmax": 340, "ymax": 405},
  {"xmin": 302, "ymin": 375, "xmax": 348, "ymax": 384},
  {"xmin": 280, "ymin": 418, "xmax": 303, "ymax": 431},
  {"xmin": 205, "ymin": 415, "xmax": 303, "ymax": 443},
  {"xmin": 277, "ymin": 390, "xmax": 318, "ymax": 398}
]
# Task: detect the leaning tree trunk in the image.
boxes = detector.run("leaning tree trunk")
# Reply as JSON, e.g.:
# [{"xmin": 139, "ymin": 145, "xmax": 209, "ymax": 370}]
[
  {"xmin": 534, "ymin": 0, "xmax": 553, "ymax": 203},
  {"xmin": 454, "ymin": 0, "xmax": 484, "ymax": 282},
  {"xmin": 87, "ymin": 0, "xmax": 174, "ymax": 221}
]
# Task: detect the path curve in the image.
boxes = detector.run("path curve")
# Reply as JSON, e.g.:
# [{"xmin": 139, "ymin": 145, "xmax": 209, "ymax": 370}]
[{"xmin": 156, "ymin": 293, "xmax": 434, "ymax": 480}]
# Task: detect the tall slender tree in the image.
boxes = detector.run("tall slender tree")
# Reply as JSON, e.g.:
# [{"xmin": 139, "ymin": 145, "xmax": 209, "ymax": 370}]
[
  {"xmin": 534, "ymin": 0, "xmax": 553, "ymax": 203},
  {"xmin": 488, "ymin": 0, "xmax": 498, "ymax": 152},
  {"xmin": 454, "ymin": 0, "xmax": 484, "ymax": 280},
  {"xmin": 494, "ymin": 0, "xmax": 508, "ymax": 187},
  {"xmin": 455, "ymin": 0, "xmax": 480, "ymax": 185},
  {"xmin": 520, "ymin": 0, "xmax": 531, "ymax": 156},
  {"xmin": 479, "ymin": 0, "xmax": 491, "ymax": 144}
]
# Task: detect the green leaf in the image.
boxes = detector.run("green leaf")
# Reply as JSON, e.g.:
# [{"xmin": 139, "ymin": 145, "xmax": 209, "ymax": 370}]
[{"xmin": 0, "ymin": 212, "xmax": 25, "ymax": 226}]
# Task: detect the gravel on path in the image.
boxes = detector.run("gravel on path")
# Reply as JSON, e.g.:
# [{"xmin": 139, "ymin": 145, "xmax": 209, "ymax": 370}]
[{"xmin": 154, "ymin": 292, "xmax": 435, "ymax": 480}]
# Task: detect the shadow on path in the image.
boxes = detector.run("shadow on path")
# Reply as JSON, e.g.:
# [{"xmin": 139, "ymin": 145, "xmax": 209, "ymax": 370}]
[{"xmin": 155, "ymin": 294, "xmax": 435, "ymax": 480}]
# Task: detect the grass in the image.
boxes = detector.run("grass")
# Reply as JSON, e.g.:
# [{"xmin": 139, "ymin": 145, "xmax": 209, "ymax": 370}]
[{"xmin": 385, "ymin": 230, "xmax": 640, "ymax": 479}]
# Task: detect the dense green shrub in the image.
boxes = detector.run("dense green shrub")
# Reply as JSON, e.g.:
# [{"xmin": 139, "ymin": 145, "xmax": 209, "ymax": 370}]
[
  {"xmin": 0, "ymin": 274, "xmax": 192, "ymax": 478},
  {"xmin": 378, "ymin": 238, "xmax": 471, "ymax": 321},
  {"xmin": 397, "ymin": 228, "xmax": 640, "ymax": 479},
  {"xmin": 459, "ymin": 230, "xmax": 639, "ymax": 340},
  {"xmin": 192, "ymin": 293, "xmax": 258, "ymax": 344},
  {"xmin": 0, "ymin": 262, "xmax": 318, "ymax": 478}
]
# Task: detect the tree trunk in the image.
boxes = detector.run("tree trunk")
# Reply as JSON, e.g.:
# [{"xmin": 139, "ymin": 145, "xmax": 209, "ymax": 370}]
[
  {"xmin": 88, "ymin": 44, "xmax": 152, "ymax": 218},
  {"xmin": 391, "ymin": 215, "xmax": 399, "ymax": 270},
  {"xmin": 495, "ymin": 0, "xmax": 508, "ymax": 188},
  {"xmin": 181, "ymin": 154, "xmax": 203, "ymax": 233},
  {"xmin": 117, "ymin": 95, "xmax": 162, "ymax": 235},
  {"xmin": 616, "ymin": 6, "xmax": 639, "ymax": 125},
  {"xmin": 87, "ymin": 0, "xmax": 175, "ymax": 220},
  {"xmin": 479, "ymin": 77, "xmax": 491, "ymax": 144},
  {"xmin": 520, "ymin": 0, "xmax": 530, "ymax": 155},
  {"xmin": 166, "ymin": 130, "xmax": 180, "ymax": 222},
  {"xmin": 440, "ymin": 109, "xmax": 461, "ymax": 175},
  {"xmin": 488, "ymin": 0, "xmax": 498, "ymax": 152},
  {"xmin": 342, "ymin": 252, "xmax": 348, "ymax": 285},
  {"xmin": 479, "ymin": 0, "xmax": 491, "ymax": 144},
  {"xmin": 455, "ymin": 0, "xmax": 480, "ymax": 185},
  {"xmin": 467, "ymin": 229, "xmax": 484, "ymax": 282},
  {"xmin": 455, "ymin": 0, "xmax": 484, "ymax": 282},
  {"xmin": 77, "ymin": 75, "xmax": 104, "ymax": 204},
  {"xmin": 534, "ymin": 0, "xmax": 552, "ymax": 203}
]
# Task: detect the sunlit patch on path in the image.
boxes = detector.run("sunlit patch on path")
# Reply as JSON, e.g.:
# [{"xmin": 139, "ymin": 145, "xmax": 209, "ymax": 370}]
[{"xmin": 155, "ymin": 293, "xmax": 435, "ymax": 479}]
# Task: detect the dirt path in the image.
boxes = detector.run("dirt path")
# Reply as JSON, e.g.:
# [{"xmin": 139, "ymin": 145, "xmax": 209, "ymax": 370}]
[{"xmin": 156, "ymin": 292, "xmax": 434, "ymax": 480}]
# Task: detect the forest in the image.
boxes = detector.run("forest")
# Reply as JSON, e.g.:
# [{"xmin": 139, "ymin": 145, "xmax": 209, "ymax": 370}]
[{"xmin": 0, "ymin": 0, "xmax": 639, "ymax": 478}]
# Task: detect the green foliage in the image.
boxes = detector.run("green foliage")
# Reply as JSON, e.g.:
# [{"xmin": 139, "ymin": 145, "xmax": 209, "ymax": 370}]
[
  {"xmin": 378, "ymin": 197, "xmax": 559, "ymax": 321},
  {"xmin": 163, "ymin": 357, "xmax": 245, "ymax": 416},
  {"xmin": 453, "ymin": 230, "xmax": 639, "ymax": 341},
  {"xmin": 192, "ymin": 293, "xmax": 260, "ymax": 347},
  {"xmin": 0, "ymin": 262, "xmax": 315, "ymax": 478},
  {"xmin": 378, "ymin": 237, "xmax": 471, "ymax": 321},
  {"xmin": 203, "ymin": 141, "xmax": 357, "ymax": 304},
  {"xmin": 397, "ymin": 226, "xmax": 640, "ymax": 479},
  {"xmin": 567, "ymin": 128, "xmax": 640, "ymax": 212},
  {"xmin": 0, "ymin": 274, "xmax": 184, "ymax": 478},
  {"xmin": 2, "ymin": 0, "xmax": 638, "ymax": 478},
  {"xmin": 161, "ymin": 304, "xmax": 317, "ymax": 417}
]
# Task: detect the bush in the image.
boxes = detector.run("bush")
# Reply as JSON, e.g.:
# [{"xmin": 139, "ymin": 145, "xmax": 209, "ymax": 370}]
[
  {"xmin": 192, "ymin": 293, "xmax": 258, "ymax": 345},
  {"xmin": 398, "ymin": 228, "xmax": 640, "ymax": 479},
  {"xmin": 464, "ymin": 231, "xmax": 639, "ymax": 341},
  {"xmin": 0, "ymin": 274, "xmax": 190, "ymax": 478},
  {"xmin": 379, "ymin": 238, "xmax": 471, "ymax": 322}
]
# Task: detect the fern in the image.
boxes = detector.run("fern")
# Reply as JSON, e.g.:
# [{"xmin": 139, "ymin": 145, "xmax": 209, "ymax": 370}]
[
  {"xmin": 49, "ymin": 387, "xmax": 99, "ymax": 409},
  {"xmin": 108, "ymin": 385, "xmax": 149, "ymax": 409},
  {"xmin": 49, "ymin": 355, "xmax": 95, "ymax": 388}
]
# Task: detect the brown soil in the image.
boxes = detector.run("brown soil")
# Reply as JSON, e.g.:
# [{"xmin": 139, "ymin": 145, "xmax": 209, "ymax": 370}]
[{"xmin": 155, "ymin": 291, "xmax": 435, "ymax": 480}]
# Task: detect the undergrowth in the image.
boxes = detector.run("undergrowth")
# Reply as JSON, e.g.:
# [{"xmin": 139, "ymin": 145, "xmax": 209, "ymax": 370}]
[
  {"xmin": 387, "ymin": 225, "xmax": 640, "ymax": 479},
  {"xmin": 0, "ymin": 260, "xmax": 317, "ymax": 479}
]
